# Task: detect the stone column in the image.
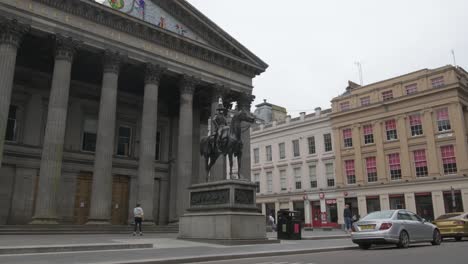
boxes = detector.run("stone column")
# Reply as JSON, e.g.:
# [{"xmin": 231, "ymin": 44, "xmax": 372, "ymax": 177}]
[
  {"xmin": 158, "ymin": 178, "xmax": 169, "ymax": 225},
  {"xmin": 87, "ymin": 51, "xmax": 123, "ymax": 224},
  {"xmin": 208, "ymin": 85, "xmax": 228, "ymax": 182},
  {"xmin": 397, "ymin": 115, "xmax": 411, "ymax": 180},
  {"xmin": 304, "ymin": 199, "xmax": 311, "ymax": 227},
  {"xmin": 357, "ymin": 195, "xmax": 367, "ymax": 217},
  {"xmin": 261, "ymin": 203, "xmax": 266, "ymax": 215},
  {"xmin": 462, "ymin": 188, "xmax": 468, "ymax": 212},
  {"xmin": 332, "ymin": 127, "xmax": 344, "ymax": 187},
  {"xmin": 274, "ymin": 201, "xmax": 280, "ymax": 223},
  {"xmin": 337, "ymin": 197, "xmax": 345, "ymax": 225},
  {"xmin": 176, "ymin": 75, "xmax": 197, "ymax": 218},
  {"xmin": 136, "ymin": 63, "xmax": 164, "ymax": 224},
  {"xmin": 380, "ymin": 194, "xmax": 390, "ymax": 210},
  {"xmin": 422, "ymin": 110, "xmax": 440, "ymax": 176},
  {"xmin": 352, "ymin": 125, "xmax": 363, "ymax": 184},
  {"xmin": 374, "ymin": 121, "xmax": 386, "ymax": 182},
  {"xmin": 237, "ymin": 93, "xmax": 255, "ymax": 181},
  {"xmin": 0, "ymin": 19, "xmax": 28, "ymax": 166},
  {"xmin": 404, "ymin": 192, "xmax": 416, "ymax": 212},
  {"xmin": 32, "ymin": 35, "xmax": 80, "ymax": 224},
  {"xmin": 431, "ymin": 191, "xmax": 445, "ymax": 219},
  {"xmin": 449, "ymin": 103, "xmax": 468, "ymax": 173}
]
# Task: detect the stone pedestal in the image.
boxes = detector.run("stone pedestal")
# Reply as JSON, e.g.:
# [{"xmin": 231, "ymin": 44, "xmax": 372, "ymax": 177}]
[{"xmin": 179, "ymin": 180, "xmax": 268, "ymax": 244}]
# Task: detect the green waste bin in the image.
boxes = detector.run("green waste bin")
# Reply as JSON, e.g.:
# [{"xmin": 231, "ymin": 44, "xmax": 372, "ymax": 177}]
[{"xmin": 277, "ymin": 209, "xmax": 302, "ymax": 240}]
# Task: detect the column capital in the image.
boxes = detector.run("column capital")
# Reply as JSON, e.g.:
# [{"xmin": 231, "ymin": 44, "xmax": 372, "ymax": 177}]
[
  {"xmin": 178, "ymin": 74, "xmax": 199, "ymax": 95},
  {"xmin": 0, "ymin": 18, "xmax": 29, "ymax": 47},
  {"xmin": 103, "ymin": 50, "xmax": 125, "ymax": 74},
  {"xmin": 144, "ymin": 63, "xmax": 165, "ymax": 85},
  {"xmin": 54, "ymin": 34, "xmax": 81, "ymax": 62}
]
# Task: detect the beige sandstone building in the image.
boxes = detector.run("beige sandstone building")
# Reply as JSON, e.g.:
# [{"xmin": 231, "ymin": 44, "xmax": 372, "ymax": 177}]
[
  {"xmin": 0, "ymin": 0, "xmax": 266, "ymax": 225},
  {"xmin": 330, "ymin": 65, "xmax": 468, "ymax": 223}
]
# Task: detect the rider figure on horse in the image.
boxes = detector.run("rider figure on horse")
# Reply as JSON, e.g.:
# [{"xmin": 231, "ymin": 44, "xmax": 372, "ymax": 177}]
[{"xmin": 211, "ymin": 99, "xmax": 228, "ymax": 154}]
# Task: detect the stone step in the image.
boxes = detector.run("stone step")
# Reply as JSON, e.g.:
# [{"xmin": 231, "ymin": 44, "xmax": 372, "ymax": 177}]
[{"xmin": 0, "ymin": 225, "xmax": 179, "ymax": 235}]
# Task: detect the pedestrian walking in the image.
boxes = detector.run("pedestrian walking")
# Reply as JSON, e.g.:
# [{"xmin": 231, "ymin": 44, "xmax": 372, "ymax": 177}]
[
  {"xmin": 133, "ymin": 203, "xmax": 144, "ymax": 236},
  {"xmin": 268, "ymin": 214, "xmax": 276, "ymax": 231},
  {"xmin": 343, "ymin": 204, "xmax": 353, "ymax": 233}
]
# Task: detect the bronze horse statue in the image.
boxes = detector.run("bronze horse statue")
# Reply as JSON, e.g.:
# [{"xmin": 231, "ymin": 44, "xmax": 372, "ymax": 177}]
[{"xmin": 200, "ymin": 109, "xmax": 256, "ymax": 181}]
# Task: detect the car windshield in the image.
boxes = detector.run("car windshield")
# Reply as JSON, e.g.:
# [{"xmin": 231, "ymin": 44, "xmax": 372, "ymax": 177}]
[
  {"xmin": 436, "ymin": 213, "xmax": 463, "ymax": 220},
  {"xmin": 361, "ymin": 211, "xmax": 394, "ymax": 220}
]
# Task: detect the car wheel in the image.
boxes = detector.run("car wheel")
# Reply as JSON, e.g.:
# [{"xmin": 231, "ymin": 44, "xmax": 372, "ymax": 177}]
[
  {"xmin": 358, "ymin": 243, "xmax": 371, "ymax": 250},
  {"xmin": 397, "ymin": 231, "xmax": 410, "ymax": 249},
  {"xmin": 455, "ymin": 236, "xmax": 462, "ymax": 241},
  {"xmin": 431, "ymin": 230, "xmax": 442, "ymax": 245}
]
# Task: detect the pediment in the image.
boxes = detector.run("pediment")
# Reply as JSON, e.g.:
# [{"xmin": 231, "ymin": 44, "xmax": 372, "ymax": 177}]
[{"xmin": 96, "ymin": 0, "xmax": 267, "ymax": 72}]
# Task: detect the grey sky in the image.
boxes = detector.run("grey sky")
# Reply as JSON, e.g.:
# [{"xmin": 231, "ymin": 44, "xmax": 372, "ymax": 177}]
[{"xmin": 188, "ymin": 0, "xmax": 468, "ymax": 116}]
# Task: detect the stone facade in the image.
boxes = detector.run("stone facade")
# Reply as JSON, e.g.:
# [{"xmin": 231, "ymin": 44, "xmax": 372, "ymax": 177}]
[
  {"xmin": 251, "ymin": 107, "xmax": 341, "ymax": 228},
  {"xmin": 330, "ymin": 65, "xmax": 468, "ymax": 223},
  {"xmin": 0, "ymin": 0, "xmax": 266, "ymax": 225}
]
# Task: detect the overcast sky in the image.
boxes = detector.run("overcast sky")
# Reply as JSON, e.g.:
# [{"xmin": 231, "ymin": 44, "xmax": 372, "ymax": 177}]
[{"xmin": 187, "ymin": 0, "xmax": 468, "ymax": 116}]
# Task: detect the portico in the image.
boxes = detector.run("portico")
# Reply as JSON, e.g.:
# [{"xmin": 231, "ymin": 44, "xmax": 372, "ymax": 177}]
[{"xmin": 0, "ymin": 0, "xmax": 267, "ymax": 225}]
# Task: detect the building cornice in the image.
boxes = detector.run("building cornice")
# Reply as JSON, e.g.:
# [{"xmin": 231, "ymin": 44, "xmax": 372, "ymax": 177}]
[{"xmin": 31, "ymin": 0, "xmax": 266, "ymax": 78}]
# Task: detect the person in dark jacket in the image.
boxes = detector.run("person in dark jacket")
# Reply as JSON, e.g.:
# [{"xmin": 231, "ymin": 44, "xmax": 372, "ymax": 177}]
[{"xmin": 343, "ymin": 204, "xmax": 353, "ymax": 233}]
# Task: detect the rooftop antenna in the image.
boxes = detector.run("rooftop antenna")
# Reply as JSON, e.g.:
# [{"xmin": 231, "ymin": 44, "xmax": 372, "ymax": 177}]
[
  {"xmin": 354, "ymin": 61, "xmax": 363, "ymax": 85},
  {"xmin": 451, "ymin": 49, "xmax": 457, "ymax": 67}
]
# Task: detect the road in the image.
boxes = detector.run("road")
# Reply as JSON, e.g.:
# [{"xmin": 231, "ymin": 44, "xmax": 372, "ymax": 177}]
[{"xmin": 192, "ymin": 240, "xmax": 468, "ymax": 264}]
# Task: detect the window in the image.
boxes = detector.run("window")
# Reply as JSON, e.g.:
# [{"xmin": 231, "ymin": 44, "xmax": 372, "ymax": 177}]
[
  {"xmin": 385, "ymin": 119, "xmax": 398, "ymax": 140},
  {"xmin": 324, "ymin": 133, "xmax": 333, "ymax": 152},
  {"xmin": 382, "ymin": 90, "xmax": 393, "ymax": 101},
  {"xmin": 363, "ymin": 124, "xmax": 374, "ymax": 144},
  {"xmin": 117, "ymin": 126, "xmax": 132, "ymax": 156},
  {"xmin": 266, "ymin": 145, "xmax": 272, "ymax": 161},
  {"xmin": 388, "ymin": 153, "xmax": 402, "ymax": 180},
  {"xmin": 279, "ymin": 143, "xmax": 286, "ymax": 159},
  {"xmin": 253, "ymin": 148, "xmax": 260, "ymax": 164},
  {"xmin": 431, "ymin": 76, "xmax": 445, "ymax": 88},
  {"xmin": 294, "ymin": 167, "xmax": 302, "ymax": 190},
  {"xmin": 326, "ymin": 163, "xmax": 335, "ymax": 187},
  {"xmin": 309, "ymin": 165, "xmax": 317, "ymax": 188},
  {"xmin": 5, "ymin": 105, "xmax": 18, "ymax": 141},
  {"xmin": 340, "ymin": 101, "xmax": 350, "ymax": 111},
  {"xmin": 343, "ymin": 128, "xmax": 353, "ymax": 148},
  {"xmin": 345, "ymin": 160, "xmax": 356, "ymax": 184},
  {"xmin": 280, "ymin": 170, "xmax": 287, "ymax": 191},
  {"xmin": 254, "ymin": 173, "xmax": 260, "ymax": 193},
  {"xmin": 436, "ymin": 108, "xmax": 451, "ymax": 132},
  {"xmin": 366, "ymin": 157, "xmax": 378, "ymax": 182},
  {"xmin": 267, "ymin": 171, "xmax": 273, "ymax": 193},
  {"xmin": 360, "ymin": 96, "xmax": 370, "ymax": 106},
  {"xmin": 292, "ymin": 139, "xmax": 300, "ymax": 157},
  {"xmin": 82, "ymin": 118, "xmax": 97, "ymax": 152},
  {"xmin": 405, "ymin": 83, "xmax": 418, "ymax": 94},
  {"xmin": 441, "ymin": 145, "xmax": 457, "ymax": 175},
  {"xmin": 413, "ymin": 150, "xmax": 428, "ymax": 177},
  {"xmin": 308, "ymin": 136, "xmax": 316, "ymax": 154},
  {"xmin": 155, "ymin": 131, "xmax": 161, "ymax": 160},
  {"xmin": 409, "ymin": 114, "xmax": 423, "ymax": 136}
]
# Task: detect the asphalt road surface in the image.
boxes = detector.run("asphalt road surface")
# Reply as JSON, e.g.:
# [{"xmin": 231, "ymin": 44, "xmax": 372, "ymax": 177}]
[{"xmin": 192, "ymin": 240, "xmax": 468, "ymax": 264}]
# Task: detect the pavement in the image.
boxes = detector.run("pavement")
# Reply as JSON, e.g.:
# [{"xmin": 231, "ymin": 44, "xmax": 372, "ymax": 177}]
[{"xmin": 0, "ymin": 230, "xmax": 355, "ymax": 264}]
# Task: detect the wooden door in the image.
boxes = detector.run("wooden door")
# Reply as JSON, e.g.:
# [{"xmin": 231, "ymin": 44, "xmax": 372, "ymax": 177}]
[
  {"xmin": 74, "ymin": 173, "xmax": 92, "ymax": 224},
  {"xmin": 111, "ymin": 175, "xmax": 129, "ymax": 225}
]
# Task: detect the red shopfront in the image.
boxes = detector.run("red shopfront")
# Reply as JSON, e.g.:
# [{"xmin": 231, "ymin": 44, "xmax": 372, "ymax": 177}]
[{"xmin": 311, "ymin": 199, "xmax": 339, "ymax": 228}]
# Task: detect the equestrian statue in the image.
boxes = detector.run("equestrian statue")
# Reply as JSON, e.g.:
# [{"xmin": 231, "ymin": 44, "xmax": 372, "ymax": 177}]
[{"xmin": 200, "ymin": 98, "xmax": 256, "ymax": 182}]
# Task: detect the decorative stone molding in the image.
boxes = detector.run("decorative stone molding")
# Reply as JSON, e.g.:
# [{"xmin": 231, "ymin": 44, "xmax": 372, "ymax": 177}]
[
  {"xmin": 32, "ymin": 0, "xmax": 266, "ymax": 77},
  {"xmin": 54, "ymin": 34, "xmax": 81, "ymax": 62},
  {"xmin": 144, "ymin": 63, "xmax": 165, "ymax": 85},
  {"xmin": 179, "ymin": 74, "xmax": 199, "ymax": 95},
  {"xmin": 0, "ymin": 18, "xmax": 30, "ymax": 48},
  {"xmin": 102, "ymin": 50, "xmax": 124, "ymax": 74}
]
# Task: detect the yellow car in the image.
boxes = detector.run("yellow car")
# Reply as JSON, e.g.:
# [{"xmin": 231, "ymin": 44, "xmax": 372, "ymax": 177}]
[{"xmin": 433, "ymin": 212, "xmax": 468, "ymax": 241}]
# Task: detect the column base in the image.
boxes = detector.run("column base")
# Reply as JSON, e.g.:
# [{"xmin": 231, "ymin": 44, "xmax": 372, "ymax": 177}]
[
  {"xmin": 86, "ymin": 219, "xmax": 111, "ymax": 225},
  {"xmin": 30, "ymin": 218, "xmax": 59, "ymax": 225}
]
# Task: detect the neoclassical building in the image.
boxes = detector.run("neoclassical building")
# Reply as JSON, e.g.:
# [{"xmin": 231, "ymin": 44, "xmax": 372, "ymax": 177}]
[
  {"xmin": 251, "ymin": 103, "xmax": 340, "ymax": 228},
  {"xmin": 330, "ymin": 65, "xmax": 468, "ymax": 223},
  {"xmin": 0, "ymin": 0, "xmax": 266, "ymax": 225}
]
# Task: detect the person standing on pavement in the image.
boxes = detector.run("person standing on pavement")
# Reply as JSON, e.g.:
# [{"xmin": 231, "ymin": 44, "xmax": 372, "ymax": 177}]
[
  {"xmin": 133, "ymin": 203, "xmax": 144, "ymax": 236},
  {"xmin": 343, "ymin": 204, "xmax": 353, "ymax": 233},
  {"xmin": 268, "ymin": 214, "xmax": 276, "ymax": 231}
]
